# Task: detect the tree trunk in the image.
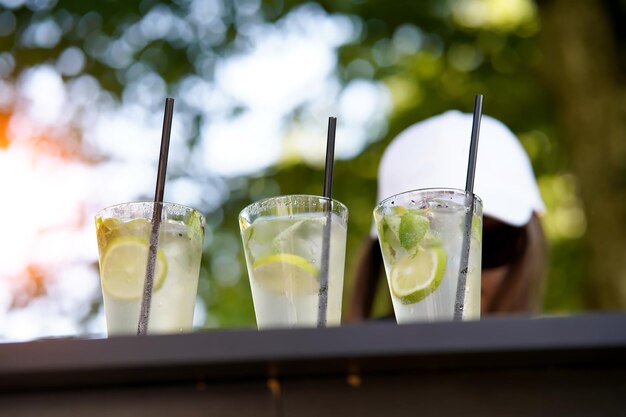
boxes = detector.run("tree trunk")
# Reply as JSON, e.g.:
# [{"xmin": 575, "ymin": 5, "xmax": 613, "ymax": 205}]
[{"xmin": 538, "ymin": 0, "xmax": 626, "ymax": 309}]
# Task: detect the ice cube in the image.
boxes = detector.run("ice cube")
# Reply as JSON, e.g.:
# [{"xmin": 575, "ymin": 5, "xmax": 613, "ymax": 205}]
[{"xmin": 271, "ymin": 216, "xmax": 326, "ymax": 264}]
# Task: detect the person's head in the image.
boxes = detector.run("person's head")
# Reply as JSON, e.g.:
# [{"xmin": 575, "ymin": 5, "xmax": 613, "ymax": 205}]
[
  {"xmin": 349, "ymin": 111, "xmax": 547, "ymax": 320},
  {"xmin": 374, "ymin": 110, "xmax": 544, "ymax": 230}
]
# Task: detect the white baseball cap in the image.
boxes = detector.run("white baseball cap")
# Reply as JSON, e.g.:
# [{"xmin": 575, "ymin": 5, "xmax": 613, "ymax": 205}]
[{"xmin": 372, "ymin": 110, "xmax": 544, "ymax": 236}]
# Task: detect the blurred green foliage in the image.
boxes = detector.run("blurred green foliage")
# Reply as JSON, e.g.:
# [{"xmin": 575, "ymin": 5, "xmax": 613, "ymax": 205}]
[{"xmin": 2, "ymin": 0, "xmax": 618, "ymax": 332}]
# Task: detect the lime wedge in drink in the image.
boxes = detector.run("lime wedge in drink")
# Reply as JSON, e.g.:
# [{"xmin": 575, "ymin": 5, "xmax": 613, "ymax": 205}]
[
  {"xmin": 390, "ymin": 246, "xmax": 447, "ymax": 304},
  {"xmin": 382, "ymin": 205, "xmax": 412, "ymax": 236},
  {"xmin": 472, "ymin": 214, "xmax": 482, "ymax": 241},
  {"xmin": 252, "ymin": 253, "xmax": 319, "ymax": 295},
  {"xmin": 100, "ymin": 236, "xmax": 168, "ymax": 300},
  {"xmin": 399, "ymin": 211, "xmax": 429, "ymax": 251},
  {"xmin": 392, "ymin": 206, "xmax": 408, "ymax": 215},
  {"xmin": 381, "ymin": 214, "xmax": 401, "ymax": 244}
]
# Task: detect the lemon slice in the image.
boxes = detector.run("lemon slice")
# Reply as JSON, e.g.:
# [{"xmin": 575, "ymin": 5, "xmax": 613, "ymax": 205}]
[
  {"xmin": 390, "ymin": 246, "xmax": 446, "ymax": 304},
  {"xmin": 100, "ymin": 236, "xmax": 168, "ymax": 300},
  {"xmin": 252, "ymin": 253, "xmax": 319, "ymax": 295},
  {"xmin": 96, "ymin": 217, "xmax": 122, "ymax": 233}
]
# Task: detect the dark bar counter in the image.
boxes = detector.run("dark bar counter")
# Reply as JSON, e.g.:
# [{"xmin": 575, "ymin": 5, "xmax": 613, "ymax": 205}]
[{"xmin": 1, "ymin": 313, "xmax": 625, "ymax": 416}]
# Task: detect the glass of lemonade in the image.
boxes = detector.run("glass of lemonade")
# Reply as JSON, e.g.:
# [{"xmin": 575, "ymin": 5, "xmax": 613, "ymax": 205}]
[
  {"xmin": 374, "ymin": 188, "xmax": 482, "ymax": 323},
  {"xmin": 239, "ymin": 195, "xmax": 348, "ymax": 330},
  {"xmin": 95, "ymin": 202, "xmax": 205, "ymax": 336}
]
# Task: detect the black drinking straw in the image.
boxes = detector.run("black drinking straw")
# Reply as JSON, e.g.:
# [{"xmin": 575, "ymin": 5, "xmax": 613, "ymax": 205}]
[
  {"xmin": 138, "ymin": 97, "xmax": 174, "ymax": 335},
  {"xmin": 317, "ymin": 116, "xmax": 337, "ymax": 327},
  {"xmin": 454, "ymin": 94, "xmax": 483, "ymax": 321}
]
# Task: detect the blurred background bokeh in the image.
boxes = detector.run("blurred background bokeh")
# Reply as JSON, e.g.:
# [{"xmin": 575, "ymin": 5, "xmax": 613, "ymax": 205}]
[{"xmin": 1, "ymin": 0, "xmax": 624, "ymax": 341}]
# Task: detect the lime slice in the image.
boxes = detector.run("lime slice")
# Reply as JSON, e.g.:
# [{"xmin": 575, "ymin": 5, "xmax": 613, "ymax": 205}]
[
  {"xmin": 384, "ymin": 214, "xmax": 401, "ymax": 237},
  {"xmin": 392, "ymin": 206, "xmax": 408, "ymax": 215},
  {"xmin": 379, "ymin": 220, "xmax": 400, "ymax": 259},
  {"xmin": 471, "ymin": 214, "xmax": 482, "ymax": 241},
  {"xmin": 399, "ymin": 211, "xmax": 429, "ymax": 251},
  {"xmin": 187, "ymin": 211, "xmax": 205, "ymax": 238},
  {"xmin": 100, "ymin": 236, "xmax": 168, "ymax": 300},
  {"xmin": 252, "ymin": 253, "xmax": 319, "ymax": 295},
  {"xmin": 390, "ymin": 246, "xmax": 447, "ymax": 304}
]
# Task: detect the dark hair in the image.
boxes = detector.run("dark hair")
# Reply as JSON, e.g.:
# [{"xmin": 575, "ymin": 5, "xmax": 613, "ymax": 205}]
[
  {"xmin": 347, "ymin": 214, "xmax": 547, "ymax": 321},
  {"xmin": 482, "ymin": 214, "xmax": 547, "ymax": 313}
]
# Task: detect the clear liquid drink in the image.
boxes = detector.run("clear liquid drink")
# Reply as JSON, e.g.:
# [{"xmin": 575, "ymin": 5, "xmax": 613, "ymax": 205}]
[
  {"xmin": 95, "ymin": 202, "xmax": 205, "ymax": 335},
  {"xmin": 239, "ymin": 195, "xmax": 348, "ymax": 329},
  {"xmin": 374, "ymin": 189, "xmax": 482, "ymax": 323}
]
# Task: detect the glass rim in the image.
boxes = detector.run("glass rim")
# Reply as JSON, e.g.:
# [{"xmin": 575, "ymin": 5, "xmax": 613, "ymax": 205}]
[
  {"xmin": 239, "ymin": 194, "xmax": 348, "ymax": 217},
  {"xmin": 376, "ymin": 187, "xmax": 483, "ymax": 209},
  {"xmin": 95, "ymin": 201, "xmax": 204, "ymax": 219}
]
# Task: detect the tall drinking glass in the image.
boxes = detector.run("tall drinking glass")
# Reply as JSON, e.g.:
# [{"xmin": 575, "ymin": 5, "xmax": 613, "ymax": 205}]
[
  {"xmin": 374, "ymin": 188, "xmax": 482, "ymax": 323},
  {"xmin": 239, "ymin": 195, "xmax": 348, "ymax": 329},
  {"xmin": 95, "ymin": 202, "xmax": 205, "ymax": 336}
]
